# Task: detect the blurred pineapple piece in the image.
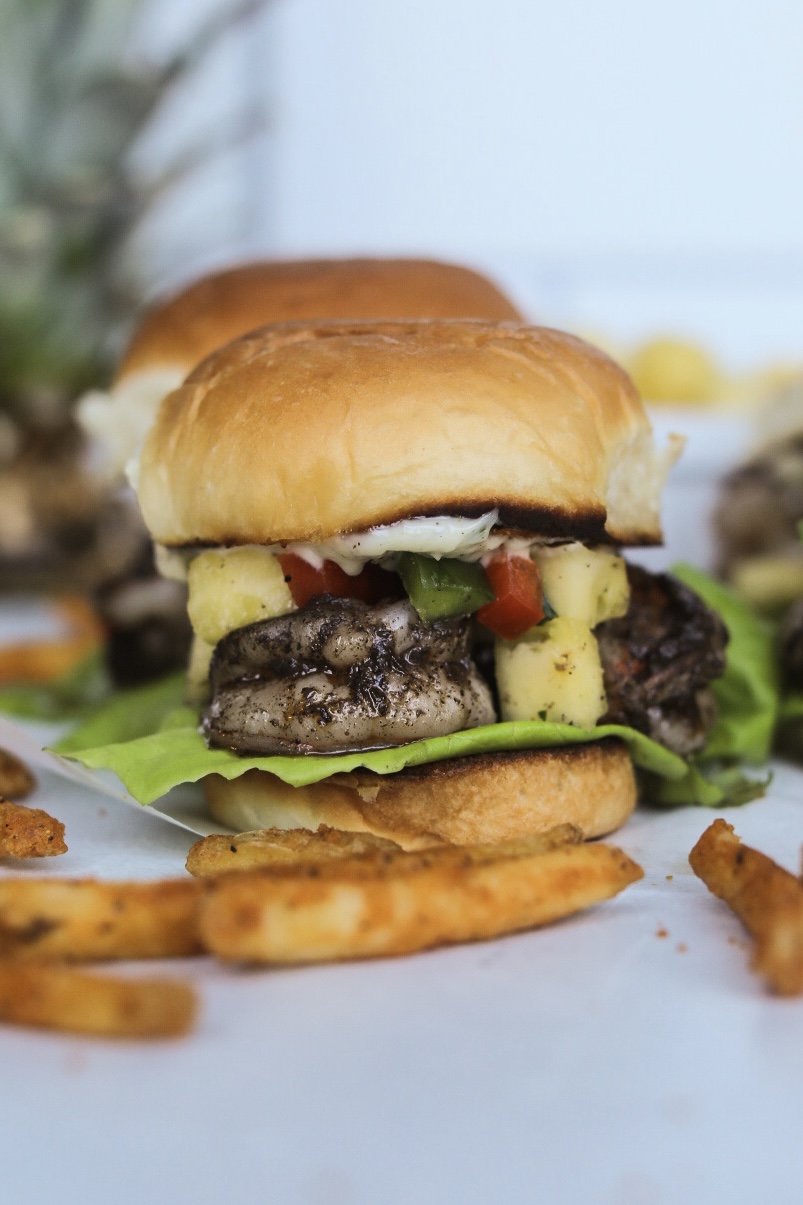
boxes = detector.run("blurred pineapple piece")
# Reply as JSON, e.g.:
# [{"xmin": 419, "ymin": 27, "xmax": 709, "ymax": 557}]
[
  {"xmin": 495, "ymin": 617, "xmax": 607, "ymax": 729},
  {"xmin": 730, "ymin": 553, "xmax": 803, "ymax": 617},
  {"xmin": 628, "ymin": 336, "xmax": 727, "ymax": 405},
  {"xmin": 731, "ymin": 363, "xmax": 803, "ymax": 414}
]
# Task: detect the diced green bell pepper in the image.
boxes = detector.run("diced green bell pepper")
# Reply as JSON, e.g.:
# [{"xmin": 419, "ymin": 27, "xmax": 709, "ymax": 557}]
[{"xmin": 398, "ymin": 553, "xmax": 494, "ymax": 622}]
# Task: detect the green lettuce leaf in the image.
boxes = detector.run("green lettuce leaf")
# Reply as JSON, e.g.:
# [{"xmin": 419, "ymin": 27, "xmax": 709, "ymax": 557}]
[
  {"xmin": 56, "ymin": 716, "xmax": 692, "ymax": 806},
  {"xmin": 642, "ymin": 762, "xmax": 772, "ymax": 807},
  {"xmin": 671, "ymin": 563, "xmax": 780, "ymax": 764},
  {"xmin": 52, "ymin": 564, "xmax": 779, "ymax": 811},
  {"xmin": 55, "ymin": 672, "xmax": 187, "ymax": 753}
]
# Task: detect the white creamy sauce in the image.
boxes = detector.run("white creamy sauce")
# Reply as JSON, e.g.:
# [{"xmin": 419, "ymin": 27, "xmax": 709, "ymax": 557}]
[
  {"xmin": 155, "ymin": 512, "xmax": 575, "ymax": 582},
  {"xmin": 283, "ymin": 511, "xmax": 504, "ymax": 574}
]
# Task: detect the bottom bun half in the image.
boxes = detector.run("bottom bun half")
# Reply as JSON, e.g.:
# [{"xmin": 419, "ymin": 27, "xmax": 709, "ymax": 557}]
[{"xmin": 203, "ymin": 740, "xmax": 636, "ymax": 849}]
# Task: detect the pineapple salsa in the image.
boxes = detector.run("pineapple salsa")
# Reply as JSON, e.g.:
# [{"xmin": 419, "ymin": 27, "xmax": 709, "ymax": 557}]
[
  {"xmin": 177, "ymin": 518, "xmax": 630, "ymax": 730},
  {"xmin": 56, "ymin": 526, "xmax": 773, "ymax": 812}
]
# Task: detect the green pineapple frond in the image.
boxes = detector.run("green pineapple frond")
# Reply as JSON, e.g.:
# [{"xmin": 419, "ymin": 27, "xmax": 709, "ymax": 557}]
[{"xmin": 0, "ymin": 0, "xmax": 265, "ymax": 426}]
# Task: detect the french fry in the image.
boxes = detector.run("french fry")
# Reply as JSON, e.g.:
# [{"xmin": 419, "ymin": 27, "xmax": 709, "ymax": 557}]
[
  {"xmin": 0, "ymin": 748, "xmax": 36, "ymax": 800},
  {"xmin": 405, "ymin": 824, "xmax": 585, "ymax": 867},
  {"xmin": 0, "ymin": 961, "xmax": 196, "ymax": 1038},
  {"xmin": 200, "ymin": 831, "xmax": 640, "ymax": 964},
  {"xmin": 0, "ymin": 800, "xmax": 67, "ymax": 859},
  {"xmin": 0, "ymin": 877, "xmax": 203, "ymax": 962},
  {"xmin": 689, "ymin": 818, "xmax": 803, "ymax": 996},
  {"xmin": 186, "ymin": 822, "xmax": 584, "ymax": 878},
  {"xmin": 0, "ymin": 595, "xmax": 105, "ymax": 685},
  {"xmin": 186, "ymin": 824, "xmax": 403, "ymax": 877}
]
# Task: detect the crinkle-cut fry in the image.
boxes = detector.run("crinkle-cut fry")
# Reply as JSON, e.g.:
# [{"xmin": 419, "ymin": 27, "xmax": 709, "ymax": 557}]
[
  {"xmin": 186, "ymin": 824, "xmax": 403, "ymax": 877},
  {"xmin": 0, "ymin": 877, "xmax": 203, "ymax": 962},
  {"xmin": 200, "ymin": 835, "xmax": 640, "ymax": 965},
  {"xmin": 0, "ymin": 800, "xmax": 67, "ymax": 859},
  {"xmin": 0, "ymin": 748, "xmax": 36, "ymax": 800},
  {"xmin": 0, "ymin": 960, "xmax": 196, "ymax": 1038},
  {"xmin": 689, "ymin": 818, "xmax": 803, "ymax": 996},
  {"xmin": 0, "ymin": 595, "xmax": 104, "ymax": 685}
]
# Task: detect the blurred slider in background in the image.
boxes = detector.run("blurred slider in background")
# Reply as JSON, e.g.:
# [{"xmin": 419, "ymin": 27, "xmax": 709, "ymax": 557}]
[
  {"xmin": 78, "ymin": 257, "xmax": 523, "ymax": 685},
  {"xmin": 710, "ymin": 375, "xmax": 803, "ymax": 760},
  {"xmin": 713, "ymin": 375, "xmax": 803, "ymax": 618},
  {"xmin": 594, "ymin": 330, "xmax": 802, "ymax": 576}
]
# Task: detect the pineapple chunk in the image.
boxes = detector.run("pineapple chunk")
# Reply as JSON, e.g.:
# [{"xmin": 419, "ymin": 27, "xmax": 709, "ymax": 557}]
[
  {"xmin": 495, "ymin": 616, "xmax": 608, "ymax": 729},
  {"xmin": 186, "ymin": 634, "xmax": 215, "ymax": 705},
  {"xmin": 731, "ymin": 553, "xmax": 803, "ymax": 616},
  {"xmin": 532, "ymin": 543, "xmax": 629, "ymax": 627},
  {"xmin": 187, "ymin": 546, "xmax": 295, "ymax": 645}
]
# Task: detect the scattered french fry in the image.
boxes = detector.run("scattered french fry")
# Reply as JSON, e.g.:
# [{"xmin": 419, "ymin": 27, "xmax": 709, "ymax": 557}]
[
  {"xmin": 0, "ymin": 800, "xmax": 67, "ymax": 859},
  {"xmin": 187, "ymin": 822, "xmax": 585, "ymax": 878},
  {"xmin": 0, "ymin": 877, "xmax": 203, "ymax": 962},
  {"xmin": 186, "ymin": 824, "xmax": 403, "ymax": 877},
  {"xmin": 0, "ymin": 748, "xmax": 36, "ymax": 800},
  {"xmin": 0, "ymin": 820, "xmax": 637, "ymax": 1040},
  {"xmin": 689, "ymin": 818, "xmax": 803, "ymax": 996},
  {"xmin": 406, "ymin": 824, "xmax": 585, "ymax": 867},
  {"xmin": 0, "ymin": 960, "xmax": 196, "ymax": 1039},
  {"xmin": 200, "ymin": 830, "xmax": 640, "ymax": 964}
]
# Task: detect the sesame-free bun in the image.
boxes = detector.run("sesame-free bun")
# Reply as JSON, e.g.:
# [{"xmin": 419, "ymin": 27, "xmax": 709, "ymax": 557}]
[
  {"xmin": 203, "ymin": 740, "xmax": 637, "ymax": 849},
  {"xmin": 83, "ymin": 259, "xmax": 521, "ymax": 485},
  {"xmin": 138, "ymin": 320, "xmax": 676, "ymax": 548},
  {"xmin": 117, "ymin": 258, "xmax": 522, "ymax": 382}
]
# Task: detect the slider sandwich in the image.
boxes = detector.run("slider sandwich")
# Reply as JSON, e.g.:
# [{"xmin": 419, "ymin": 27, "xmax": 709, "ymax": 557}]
[
  {"xmin": 78, "ymin": 259, "xmax": 521, "ymax": 685},
  {"xmin": 712, "ymin": 381, "xmax": 803, "ymax": 764},
  {"xmin": 104, "ymin": 319, "xmax": 730, "ymax": 847}
]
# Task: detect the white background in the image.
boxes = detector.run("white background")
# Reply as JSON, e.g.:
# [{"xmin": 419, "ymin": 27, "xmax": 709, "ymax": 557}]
[
  {"xmin": 261, "ymin": 1, "xmax": 803, "ymax": 260},
  {"xmin": 140, "ymin": 0, "xmax": 803, "ymax": 367}
]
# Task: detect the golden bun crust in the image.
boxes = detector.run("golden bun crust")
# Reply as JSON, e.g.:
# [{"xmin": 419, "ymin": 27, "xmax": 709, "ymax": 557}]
[
  {"xmin": 138, "ymin": 320, "xmax": 669, "ymax": 547},
  {"xmin": 117, "ymin": 258, "xmax": 522, "ymax": 382},
  {"xmin": 203, "ymin": 741, "xmax": 637, "ymax": 849}
]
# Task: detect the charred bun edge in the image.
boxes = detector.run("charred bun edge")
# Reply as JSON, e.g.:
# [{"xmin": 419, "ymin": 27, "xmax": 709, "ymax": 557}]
[
  {"xmin": 139, "ymin": 320, "xmax": 665, "ymax": 550},
  {"xmin": 159, "ymin": 504, "xmax": 616, "ymax": 552}
]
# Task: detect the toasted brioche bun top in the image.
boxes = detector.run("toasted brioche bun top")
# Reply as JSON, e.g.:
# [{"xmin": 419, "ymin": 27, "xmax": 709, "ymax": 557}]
[
  {"xmin": 116, "ymin": 258, "xmax": 522, "ymax": 383},
  {"xmin": 137, "ymin": 320, "xmax": 675, "ymax": 548},
  {"xmin": 83, "ymin": 259, "xmax": 519, "ymax": 483}
]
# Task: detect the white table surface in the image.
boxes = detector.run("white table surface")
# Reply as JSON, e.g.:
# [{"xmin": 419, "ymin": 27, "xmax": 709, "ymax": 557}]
[{"xmin": 2, "ymin": 743, "xmax": 802, "ymax": 1205}]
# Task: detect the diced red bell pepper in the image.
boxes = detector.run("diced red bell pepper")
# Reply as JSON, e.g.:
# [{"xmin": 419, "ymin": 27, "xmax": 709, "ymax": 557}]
[
  {"xmin": 278, "ymin": 552, "xmax": 401, "ymax": 608},
  {"xmin": 475, "ymin": 554, "xmax": 544, "ymax": 639}
]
